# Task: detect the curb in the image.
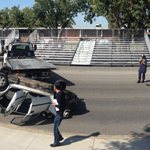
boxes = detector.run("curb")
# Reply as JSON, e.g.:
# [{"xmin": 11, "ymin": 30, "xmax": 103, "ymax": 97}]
[{"xmin": 0, "ymin": 122, "xmax": 149, "ymax": 140}]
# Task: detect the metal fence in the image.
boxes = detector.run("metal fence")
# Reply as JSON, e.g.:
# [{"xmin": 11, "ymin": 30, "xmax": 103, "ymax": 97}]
[
  {"xmin": 35, "ymin": 28, "xmax": 145, "ymax": 41},
  {"xmin": 0, "ymin": 28, "xmax": 146, "ymax": 42},
  {"xmin": 0, "ymin": 29, "xmax": 12, "ymax": 38}
]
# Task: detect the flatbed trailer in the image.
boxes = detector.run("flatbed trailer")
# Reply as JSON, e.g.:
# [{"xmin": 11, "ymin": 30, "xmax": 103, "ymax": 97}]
[{"xmin": 1, "ymin": 42, "xmax": 56, "ymax": 79}]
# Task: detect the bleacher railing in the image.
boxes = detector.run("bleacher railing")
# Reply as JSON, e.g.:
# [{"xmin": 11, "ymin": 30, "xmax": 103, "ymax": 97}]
[
  {"xmin": 144, "ymin": 30, "xmax": 150, "ymax": 53},
  {"xmin": 35, "ymin": 28, "xmax": 145, "ymax": 41}
]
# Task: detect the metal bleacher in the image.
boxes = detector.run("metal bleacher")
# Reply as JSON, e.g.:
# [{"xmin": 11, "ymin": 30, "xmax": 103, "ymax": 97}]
[
  {"xmin": 34, "ymin": 40, "xmax": 78, "ymax": 65},
  {"xmin": 25, "ymin": 29, "xmax": 150, "ymax": 66},
  {"xmin": 91, "ymin": 37, "xmax": 150, "ymax": 66},
  {"xmin": 71, "ymin": 40, "xmax": 95, "ymax": 65},
  {"xmin": 23, "ymin": 29, "xmax": 77, "ymax": 65}
]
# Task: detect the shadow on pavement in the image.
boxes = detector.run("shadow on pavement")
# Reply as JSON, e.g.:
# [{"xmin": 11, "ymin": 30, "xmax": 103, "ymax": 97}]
[
  {"xmin": 99, "ymin": 124, "xmax": 150, "ymax": 150},
  {"xmin": 70, "ymin": 99, "xmax": 90, "ymax": 117},
  {"xmin": 44, "ymin": 72, "xmax": 75, "ymax": 86},
  {"xmin": 61, "ymin": 132, "xmax": 100, "ymax": 146},
  {"xmin": 9, "ymin": 98, "xmax": 89, "ymax": 126},
  {"xmin": 10, "ymin": 115, "xmax": 54, "ymax": 126},
  {"xmin": 145, "ymin": 80, "xmax": 150, "ymax": 83}
]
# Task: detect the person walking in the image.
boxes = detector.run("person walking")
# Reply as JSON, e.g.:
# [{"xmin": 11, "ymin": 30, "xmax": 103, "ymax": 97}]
[
  {"xmin": 137, "ymin": 55, "xmax": 147, "ymax": 83},
  {"xmin": 50, "ymin": 80, "xmax": 65, "ymax": 147}
]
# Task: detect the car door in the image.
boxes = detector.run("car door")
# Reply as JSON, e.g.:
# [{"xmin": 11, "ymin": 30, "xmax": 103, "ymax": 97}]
[{"xmin": 4, "ymin": 90, "xmax": 26, "ymax": 116}]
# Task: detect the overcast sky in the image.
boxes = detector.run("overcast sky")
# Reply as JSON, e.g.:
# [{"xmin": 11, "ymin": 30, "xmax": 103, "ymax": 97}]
[{"xmin": 0, "ymin": 0, "xmax": 108, "ymax": 28}]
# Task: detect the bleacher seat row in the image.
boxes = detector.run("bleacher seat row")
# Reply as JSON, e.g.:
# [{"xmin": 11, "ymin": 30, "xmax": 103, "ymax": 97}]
[{"xmin": 34, "ymin": 37, "xmax": 150, "ymax": 66}]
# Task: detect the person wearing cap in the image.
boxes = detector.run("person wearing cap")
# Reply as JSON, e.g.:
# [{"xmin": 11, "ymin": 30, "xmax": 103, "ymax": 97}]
[
  {"xmin": 137, "ymin": 55, "xmax": 147, "ymax": 83},
  {"xmin": 50, "ymin": 81, "xmax": 65, "ymax": 147}
]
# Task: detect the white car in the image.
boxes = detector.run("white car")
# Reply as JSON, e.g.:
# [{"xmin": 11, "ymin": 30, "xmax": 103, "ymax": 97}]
[{"xmin": 0, "ymin": 73, "xmax": 77, "ymax": 125}]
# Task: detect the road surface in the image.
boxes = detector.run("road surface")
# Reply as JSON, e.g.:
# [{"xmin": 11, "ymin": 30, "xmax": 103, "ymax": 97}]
[{"xmin": 0, "ymin": 62, "xmax": 150, "ymax": 137}]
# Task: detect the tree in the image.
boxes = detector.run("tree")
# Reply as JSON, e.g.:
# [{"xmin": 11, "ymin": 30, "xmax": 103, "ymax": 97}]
[
  {"xmin": 0, "ymin": 6, "xmax": 25, "ymax": 29},
  {"xmin": 22, "ymin": 7, "xmax": 39, "ymax": 30},
  {"xmin": 33, "ymin": 0, "xmax": 87, "ymax": 37},
  {"xmin": 9, "ymin": 6, "xmax": 24, "ymax": 28},
  {"xmin": 85, "ymin": 0, "xmax": 150, "ymax": 29},
  {"xmin": 0, "ymin": 8, "xmax": 12, "ymax": 29}
]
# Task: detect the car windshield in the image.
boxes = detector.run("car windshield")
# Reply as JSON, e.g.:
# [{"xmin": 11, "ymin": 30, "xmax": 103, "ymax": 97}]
[{"xmin": 12, "ymin": 45, "xmax": 29, "ymax": 51}]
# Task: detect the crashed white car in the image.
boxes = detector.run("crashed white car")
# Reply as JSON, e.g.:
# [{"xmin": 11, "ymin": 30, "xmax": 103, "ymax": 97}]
[{"xmin": 0, "ymin": 73, "xmax": 77, "ymax": 125}]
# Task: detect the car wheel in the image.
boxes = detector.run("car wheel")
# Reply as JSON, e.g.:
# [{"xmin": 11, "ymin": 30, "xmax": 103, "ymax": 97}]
[
  {"xmin": 41, "ymin": 112, "xmax": 53, "ymax": 118},
  {"xmin": 0, "ymin": 73, "xmax": 9, "ymax": 92},
  {"xmin": 63, "ymin": 110, "xmax": 70, "ymax": 118},
  {"xmin": 1, "ymin": 66, "xmax": 12, "ymax": 76}
]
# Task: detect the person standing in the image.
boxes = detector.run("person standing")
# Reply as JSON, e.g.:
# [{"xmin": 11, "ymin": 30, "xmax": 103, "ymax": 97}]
[
  {"xmin": 137, "ymin": 55, "xmax": 147, "ymax": 83},
  {"xmin": 50, "ymin": 81, "xmax": 65, "ymax": 147}
]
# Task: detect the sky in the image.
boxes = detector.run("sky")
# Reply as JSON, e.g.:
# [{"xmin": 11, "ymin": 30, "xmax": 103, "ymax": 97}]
[{"xmin": 0, "ymin": 0, "xmax": 108, "ymax": 28}]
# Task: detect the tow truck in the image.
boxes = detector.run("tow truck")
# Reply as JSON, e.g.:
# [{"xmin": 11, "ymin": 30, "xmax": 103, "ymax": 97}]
[
  {"xmin": 1, "ymin": 41, "xmax": 56, "ymax": 79},
  {"xmin": 0, "ymin": 41, "xmax": 77, "ymax": 124}
]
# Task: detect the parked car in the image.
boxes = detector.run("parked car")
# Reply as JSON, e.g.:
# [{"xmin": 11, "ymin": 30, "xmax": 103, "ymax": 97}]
[{"xmin": 0, "ymin": 73, "xmax": 77, "ymax": 125}]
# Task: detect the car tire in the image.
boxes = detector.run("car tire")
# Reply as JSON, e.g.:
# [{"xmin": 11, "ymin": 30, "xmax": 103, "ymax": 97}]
[
  {"xmin": 0, "ymin": 66, "xmax": 12, "ymax": 76},
  {"xmin": 41, "ymin": 112, "xmax": 53, "ymax": 118},
  {"xmin": 0, "ymin": 73, "xmax": 9, "ymax": 92},
  {"xmin": 63, "ymin": 110, "xmax": 70, "ymax": 118}
]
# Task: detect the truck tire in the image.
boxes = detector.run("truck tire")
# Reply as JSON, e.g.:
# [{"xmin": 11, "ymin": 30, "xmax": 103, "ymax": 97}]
[
  {"xmin": 0, "ymin": 73, "xmax": 9, "ymax": 92},
  {"xmin": 0, "ymin": 66, "xmax": 12, "ymax": 76}
]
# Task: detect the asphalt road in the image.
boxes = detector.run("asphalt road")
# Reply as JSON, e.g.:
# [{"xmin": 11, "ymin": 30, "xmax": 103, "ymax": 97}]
[{"xmin": 1, "ymin": 61, "xmax": 150, "ymax": 136}]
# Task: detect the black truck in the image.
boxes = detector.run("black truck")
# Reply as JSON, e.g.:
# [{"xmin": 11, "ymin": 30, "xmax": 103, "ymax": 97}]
[{"xmin": 1, "ymin": 42, "xmax": 56, "ymax": 79}]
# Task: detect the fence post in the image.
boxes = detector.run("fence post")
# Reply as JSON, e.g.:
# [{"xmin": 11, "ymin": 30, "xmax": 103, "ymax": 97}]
[
  {"xmin": 112, "ymin": 29, "xmax": 114, "ymax": 38},
  {"xmin": 144, "ymin": 29, "xmax": 150, "ymax": 53},
  {"xmin": 101, "ymin": 30, "xmax": 103, "ymax": 37},
  {"xmin": 96, "ymin": 29, "xmax": 98, "ymax": 38}
]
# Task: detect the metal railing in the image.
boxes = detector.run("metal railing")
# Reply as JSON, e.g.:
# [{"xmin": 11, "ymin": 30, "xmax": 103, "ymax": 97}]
[
  {"xmin": 35, "ymin": 28, "xmax": 145, "ymax": 41},
  {"xmin": 84, "ymin": 40, "xmax": 94, "ymax": 62},
  {"xmin": 144, "ymin": 30, "xmax": 150, "ymax": 53},
  {"xmin": 77, "ymin": 40, "xmax": 85, "ymax": 62},
  {"xmin": 24, "ymin": 29, "xmax": 38, "ymax": 42}
]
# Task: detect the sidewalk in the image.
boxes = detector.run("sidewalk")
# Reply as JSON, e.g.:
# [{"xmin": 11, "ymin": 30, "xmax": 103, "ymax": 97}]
[{"xmin": 0, "ymin": 125, "xmax": 150, "ymax": 150}]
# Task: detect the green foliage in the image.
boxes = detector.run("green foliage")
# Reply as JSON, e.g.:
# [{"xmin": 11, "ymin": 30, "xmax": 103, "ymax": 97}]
[
  {"xmin": 22, "ymin": 7, "xmax": 38, "ymax": 30},
  {"xmin": 0, "ymin": 7, "xmax": 12, "ymax": 29},
  {"xmin": 33, "ymin": 0, "xmax": 87, "ymax": 28},
  {"xmin": 9, "ymin": 6, "xmax": 24, "ymax": 28},
  {"xmin": 0, "ymin": 6, "xmax": 25, "ymax": 29},
  {"xmin": 0, "ymin": 0, "xmax": 87, "ymax": 30},
  {"xmin": 0, "ymin": 6, "xmax": 38, "ymax": 30},
  {"xmin": 85, "ymin": 0, "xmax": 150, "ymax": 29}
]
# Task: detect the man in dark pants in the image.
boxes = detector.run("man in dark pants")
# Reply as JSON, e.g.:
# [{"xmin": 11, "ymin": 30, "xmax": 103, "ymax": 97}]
[
  {"xmin": 137, "ymin": 55, "xmax": 147, "ymax": 83},
  {"xmin": 50, "ymin": 81, "xmax": 65, "ymax": 147}
]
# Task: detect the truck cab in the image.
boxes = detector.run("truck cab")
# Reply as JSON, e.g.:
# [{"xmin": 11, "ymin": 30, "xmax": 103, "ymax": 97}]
[{"xmin": 3, "ymin": 42, "xmax": 35, "ymax": 64}]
